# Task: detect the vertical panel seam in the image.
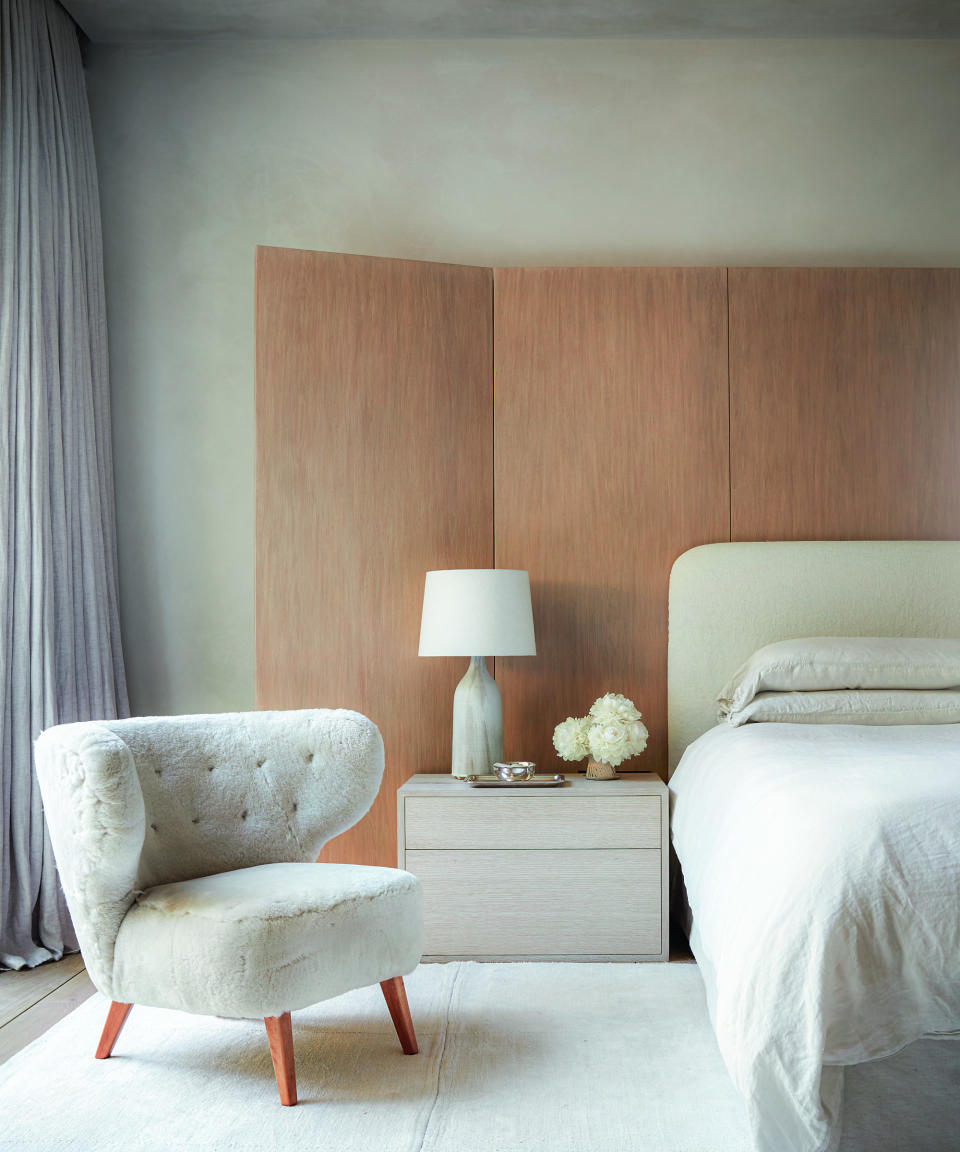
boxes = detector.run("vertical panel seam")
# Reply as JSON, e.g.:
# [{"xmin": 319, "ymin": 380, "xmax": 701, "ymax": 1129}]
[
  {"xmin": 491, "ymin": 268, "xmax": 496, "ymax": 682},
  {"xmin": 726, "ymin": 267, "xmax": 732, "ymax": 543},
  {"xmin": 491, "ymin": 267, "xmax": 496, "ymax": 570}
]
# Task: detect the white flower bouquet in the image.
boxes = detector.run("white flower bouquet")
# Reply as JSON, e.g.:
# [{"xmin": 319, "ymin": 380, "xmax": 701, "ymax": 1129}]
[{"xmin": 553, "ymin": 693, "xmax": 648, "ymax": 777}]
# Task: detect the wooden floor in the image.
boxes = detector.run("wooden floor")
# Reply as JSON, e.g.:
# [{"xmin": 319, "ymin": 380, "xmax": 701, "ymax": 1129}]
[{"xmin": 0, "ymin": 954, "xmax": 96, "ymax": 1065}]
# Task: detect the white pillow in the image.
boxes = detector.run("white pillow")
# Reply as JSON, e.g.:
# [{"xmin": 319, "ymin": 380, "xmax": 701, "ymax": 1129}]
[
  {"xmin": 718, "ymin": 636, "xmax": 960, "ymax": 719},
  {"xmin": 725, "ymin": 689, "xmax": 960, "ymax": 727}
]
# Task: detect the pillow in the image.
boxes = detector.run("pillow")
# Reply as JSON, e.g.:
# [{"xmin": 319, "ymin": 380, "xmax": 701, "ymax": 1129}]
[
  {"xmin": 725, "ymin": 688, "xmax": 960, "ymax": 727},
  {"xmin": 718, "ymin": 636, "xmax": 960, "ymax": 720}
]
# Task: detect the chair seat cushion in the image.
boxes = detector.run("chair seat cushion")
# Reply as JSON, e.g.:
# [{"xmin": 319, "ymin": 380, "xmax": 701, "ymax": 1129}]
[{"xmin": 112, "ymin": 862, "xmax": 423, "ymax": 1018}]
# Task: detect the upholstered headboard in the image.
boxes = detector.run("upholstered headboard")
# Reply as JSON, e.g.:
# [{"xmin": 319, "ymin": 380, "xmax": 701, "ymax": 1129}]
[{"xmin": 667, "ymin": 541, "xmax": 960, "ymax": 775}]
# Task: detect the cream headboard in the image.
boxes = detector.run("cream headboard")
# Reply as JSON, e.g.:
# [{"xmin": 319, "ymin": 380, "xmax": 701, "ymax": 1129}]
[{"xmin": 667, "ymin": 541, "xmax": 960, "ymax": 775}]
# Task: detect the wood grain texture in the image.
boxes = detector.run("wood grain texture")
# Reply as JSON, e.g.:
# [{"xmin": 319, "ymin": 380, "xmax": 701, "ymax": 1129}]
[
  {"xmin": 406, "ymin": 848, "xmax": 662, "ymax": 957},
  {"xmin": 380, "ymin": 977, "xmax": 418, "ymax": 1055},
  {"xmin": 493, "ymin": 267, "xmax": 729, "ymax": 779},
  {"xmin": 0, "ymin": 969, "xmax": 96, "ymax": 1065},
  {"xmin": 403, "ymin": 794, "xmax": 661, "ymax": 850},
  {"xmin": 95, "ymin": 1001, "xmax": 133, "ymax": 1059},
  {"xmin": 0, "ymin": 952, "xmax": 86, "ymax": 1029},
  {"xmin": 264, "ymin": 1012, "xmax": 297, "ymax": 1106},
  {"xmin": 729, "ymin": 268, "xmax": 960, "ymax": 541},
  {"xmin": 256, "ymin": 247, "xmax": 493, "ymax": 867},
  {"xmin": 398, "ymin": 773, "xmax": 669, "ymax": 959}
]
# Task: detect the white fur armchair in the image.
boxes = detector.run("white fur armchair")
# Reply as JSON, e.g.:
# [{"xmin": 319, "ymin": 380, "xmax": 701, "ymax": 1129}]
[{"xmin": 34, "ymin": 709, "xmax": 424, "ymax": 1105}]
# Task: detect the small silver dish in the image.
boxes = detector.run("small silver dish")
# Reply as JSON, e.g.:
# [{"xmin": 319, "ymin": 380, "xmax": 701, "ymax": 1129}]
[
  {"xmin": 493, "ymin": 761, "xmax": 536, "ymax": 782},
  {"xmin": 465, "ymin": 773, "xmax": 565, "ymax": 787}
]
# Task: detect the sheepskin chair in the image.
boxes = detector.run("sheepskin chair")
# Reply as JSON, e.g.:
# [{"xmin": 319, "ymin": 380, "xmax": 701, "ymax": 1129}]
[{"xmin": 34, "ymin": 709, "xmax": 424, "ymax": 1105}]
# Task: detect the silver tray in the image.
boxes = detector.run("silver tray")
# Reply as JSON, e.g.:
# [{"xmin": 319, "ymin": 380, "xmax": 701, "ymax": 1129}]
[{"xmin": 464, "ymin": 773, "xmax": 566, "ymax": 788}]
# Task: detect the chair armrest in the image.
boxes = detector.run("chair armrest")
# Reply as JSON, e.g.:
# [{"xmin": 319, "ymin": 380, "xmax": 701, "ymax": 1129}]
[{"xmin": 35, "ymin": 723, "xmax": 146, "ymax": 997}]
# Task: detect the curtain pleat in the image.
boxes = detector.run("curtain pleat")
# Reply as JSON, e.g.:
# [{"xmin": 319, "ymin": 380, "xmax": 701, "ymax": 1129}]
[{"xmin": 0, "ymin": 0, "xmax": 128, "ymax": 969}]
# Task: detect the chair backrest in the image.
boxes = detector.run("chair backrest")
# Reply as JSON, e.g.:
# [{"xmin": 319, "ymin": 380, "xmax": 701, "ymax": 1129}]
[{"xmin": 34, "ymin": 709, "xmax": 384, "ymax": 995}]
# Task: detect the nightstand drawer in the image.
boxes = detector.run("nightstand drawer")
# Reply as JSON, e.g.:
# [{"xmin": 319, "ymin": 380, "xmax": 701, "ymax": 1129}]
[
  {"xmin": 404, "ymin": 794, "xmax": 660, "ymax": 850},
  {"xmin": 406, "ymin": 848, "xmax": 661, "ymax": 957}
]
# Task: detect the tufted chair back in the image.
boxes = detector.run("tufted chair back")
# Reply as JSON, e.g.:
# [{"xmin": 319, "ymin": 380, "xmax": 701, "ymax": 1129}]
[{"xmin": 34, "ymin": 709, "xmax": 384, "ymax": 995}]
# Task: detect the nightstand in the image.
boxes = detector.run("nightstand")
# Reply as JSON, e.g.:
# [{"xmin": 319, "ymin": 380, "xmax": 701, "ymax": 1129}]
[{"xmin": 397, "ymin": 773, "xmax": 669, "ymax": 961}]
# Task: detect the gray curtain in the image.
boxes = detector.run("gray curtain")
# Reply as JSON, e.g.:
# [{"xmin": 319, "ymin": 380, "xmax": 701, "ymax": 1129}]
[{"xmin": 1, "ymin": 0, "xmax": 128, "ymax": 968}]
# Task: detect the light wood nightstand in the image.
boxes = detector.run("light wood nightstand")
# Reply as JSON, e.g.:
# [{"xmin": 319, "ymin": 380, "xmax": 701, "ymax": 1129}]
[{"xmin": 397, "ymin": 773, "xmax": 669, "ymax": 961}]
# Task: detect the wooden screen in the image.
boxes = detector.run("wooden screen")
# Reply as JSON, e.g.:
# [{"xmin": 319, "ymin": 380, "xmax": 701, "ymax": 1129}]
[
  {"xmin": 730, "ymin": 268, "xmax": 960, "ymax": 541},
  {"xmin": 255, "ymin": 247, "xmax": 493, "ymax": 867},
  {"xmin": 257, "ymin": 256, "xmax": 960, "ymax": 863},
  {"xmin": 493, "ymin": 267, "xmax": 730, "ymax": 778}
]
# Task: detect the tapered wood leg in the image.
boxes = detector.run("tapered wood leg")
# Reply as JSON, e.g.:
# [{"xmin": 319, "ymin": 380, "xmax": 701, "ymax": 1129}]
[
  {"xmin": 264, "ymin": 1012, "xmax": 297, "ymax": 1105},
  {"xmin": 95, "ymin": 1001, "xmax": 133, "ymax": 1059},
  {"xmin": 380, "ymin": 976, "xmax": 418, "ymax": 1055}
]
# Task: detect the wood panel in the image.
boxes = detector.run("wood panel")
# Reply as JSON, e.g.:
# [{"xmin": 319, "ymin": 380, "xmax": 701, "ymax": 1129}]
[
  {"xmin": 256, "ymin": 247, "xmax": 492, "ymax": 867},
  {"xmin": 403, "ymin": 795, "xmax": 660, "ymax": 850},
  {"xmin": 0, "ymin": 951, "xmax": 85, "ymax": 1029},
  {"xmin": 0, "ymin": 970, "xmax": 96, "ymax": 1065},
  {"xmin": 729, "ymin": 268, "xmax": 960, "ymax": 541},
  {"xmin": 493, "ymin": 267, "xmax": 729, "ymax": 779},
  {"xmin": 407, "ymin": 849, "xmax": 662, "ymax": 957}
]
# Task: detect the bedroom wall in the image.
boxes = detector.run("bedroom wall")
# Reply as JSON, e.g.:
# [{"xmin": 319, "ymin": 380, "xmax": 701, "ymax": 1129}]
[{"xmin": 82, "ymin": 39, "xmax": 960, "ymax": 717}]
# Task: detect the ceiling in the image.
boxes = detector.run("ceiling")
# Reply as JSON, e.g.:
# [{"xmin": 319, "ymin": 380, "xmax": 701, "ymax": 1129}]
[{"xmin": 64, "ymin": 0, "xmax": 960, "ymax": 43}]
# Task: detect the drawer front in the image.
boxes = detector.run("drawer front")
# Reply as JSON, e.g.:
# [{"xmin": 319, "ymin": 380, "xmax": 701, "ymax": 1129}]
[
  {"xmin": 404, "ymin": 794, "xmax": 660, "ymax": 850},
  {"xmin": 406, "ymin": 849, "xmax": 661, "ymax": 956}
]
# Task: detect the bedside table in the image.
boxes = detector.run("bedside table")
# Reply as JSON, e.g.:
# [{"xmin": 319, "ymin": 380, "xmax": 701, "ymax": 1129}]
[{"xmin": 397, "ymin": 773, "xmax": 669, "ymax": 961}]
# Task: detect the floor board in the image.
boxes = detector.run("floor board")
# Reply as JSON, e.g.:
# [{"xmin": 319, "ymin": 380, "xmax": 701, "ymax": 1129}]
[
  {"xmin": 0, "ymin": 952, "xmax": 85, "ymax": 1029},
  {"xmin": 0, "ymin": 956, "xmax": 95, "ymax": 1065}
]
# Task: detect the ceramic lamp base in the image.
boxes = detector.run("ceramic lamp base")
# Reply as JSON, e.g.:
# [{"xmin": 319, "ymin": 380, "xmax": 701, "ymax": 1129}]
[{"xmin": 451, "ymin": 656, "xmax": 504, "ymax": 777}]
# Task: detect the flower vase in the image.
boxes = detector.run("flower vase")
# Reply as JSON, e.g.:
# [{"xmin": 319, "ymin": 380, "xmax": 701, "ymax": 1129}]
[{"xmin": 585, "ymin": 758, "xmax": 618, "ymax": 780}]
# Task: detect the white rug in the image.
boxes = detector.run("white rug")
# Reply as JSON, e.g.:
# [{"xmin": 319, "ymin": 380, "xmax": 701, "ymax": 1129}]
[{"xmin": 0, "ymin": 962, "xmax": 955, "ymax": 1152}]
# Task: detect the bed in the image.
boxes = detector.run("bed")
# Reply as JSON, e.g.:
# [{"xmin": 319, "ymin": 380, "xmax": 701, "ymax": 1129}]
[{"xmin": 667, "ymin": 542, "xmax": 960, "ymax": 1152}]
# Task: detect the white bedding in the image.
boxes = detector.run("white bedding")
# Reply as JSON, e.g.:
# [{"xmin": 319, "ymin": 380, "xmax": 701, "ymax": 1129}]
[{"xmin": 670, "ymin": 723, "xmax": 960, "ymax": 1152}]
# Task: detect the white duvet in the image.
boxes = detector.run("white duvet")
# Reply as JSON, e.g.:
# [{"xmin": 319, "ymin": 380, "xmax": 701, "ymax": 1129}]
[{"xmin": 670, "ymin": 723, "xmax": 960, "ymax": 1152}]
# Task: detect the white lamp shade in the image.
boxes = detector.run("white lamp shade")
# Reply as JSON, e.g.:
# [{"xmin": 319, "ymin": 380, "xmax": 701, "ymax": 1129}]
[{"xmin": 418, "ymin": 569, "xmax": 536, "ymax": 657}]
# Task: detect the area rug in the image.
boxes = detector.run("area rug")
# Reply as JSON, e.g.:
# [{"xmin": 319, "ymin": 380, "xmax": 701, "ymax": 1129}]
[{"xmin": 0, "ymin": 962, "xmax": 955, "ymax": 1152}]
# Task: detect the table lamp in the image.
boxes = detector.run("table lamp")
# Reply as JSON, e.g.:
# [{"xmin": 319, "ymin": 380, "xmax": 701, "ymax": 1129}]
[{"xmin": 419, "ymin": 569, "xmax": 536, "ymax": 777}]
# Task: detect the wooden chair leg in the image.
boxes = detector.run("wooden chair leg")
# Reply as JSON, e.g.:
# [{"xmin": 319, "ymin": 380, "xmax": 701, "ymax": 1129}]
[
  {"xmin": 380, "ymin": 976, "xmax": 418, "ymax": 1055},
  {"xmin": 264, "ymin": 1012, "xmax": 297, "ymax": 1106},
  {"xmin": 95, "ymin": 1001, "xmax": 133, "ymax": 1059}
]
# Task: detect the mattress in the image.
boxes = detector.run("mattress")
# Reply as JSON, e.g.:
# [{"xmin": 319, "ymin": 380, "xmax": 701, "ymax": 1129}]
[{"xmin": 669, "ymin": 722, "xmax": 960, "ymax": 1152}]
